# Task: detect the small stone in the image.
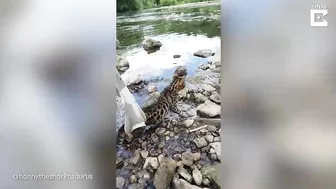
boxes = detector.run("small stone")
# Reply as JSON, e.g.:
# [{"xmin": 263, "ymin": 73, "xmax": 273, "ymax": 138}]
[
  {"xmin": 210, "ymin": 142, "xmax": 221, "ymax": 160},
  {"xmin": 192, "ymin": 168, "xmax": 203, "ymax": 185},
  {"xmin": 200, "ymin": 128, "xmax": 208, "ymax": 133},
  {"xmin": 143, "ymin": 173, "xmax": 150, "ymax": 180},
  {"xmin": 205, "ymin": 135, "xmax": 214, "ymax": 143},
  {"xmin": 173, "ymin": 154, "xmax": 182, "ymax": 161},
  {"xmin": 207, "ymin": 125, "xmax": 217, "ymax": 132},
  {"xmin": 130, "ymin": 149, "xmax": 141, "ymax": 165},
  {"xmin": 181, "ymin": 152, "xmax": 194, "ymax": 166},
  {"xmin": 202, "ymin": 178, "xmax": 211, "ymax": 186},
  {"xmin": 141, "ymin": 142, "xmax": 148, "ymax": 150},
  {"xmin": 178, "ymin": 166, "xmax": 193, "ymax": 183},
  {"xmin": 143, "ymin": 157, "xmax": 159, "ymax": 169},
  {"xmin": 214, "ymin": 137, "xmax": 220, "ymax": 142},
  {"xmin": 138, "ymin": 178, "xmax": 146, "ymax": 184},
  {"xmin": 129, "ymin": 175, "xmax": 137, "ymax": 184},
  {"xmin": 193, "ymin": 152, "xmax": 201, "ymax": 161},
  {"xmin": 194, "ymin": 93, "xmax": 208, "ymax": 103},
  {"xmin": 177, "ymin": 161, "xmax": 183, "ymax": 167},
  {"xmin": 173, "ymin": 54, "xmax": 181, "ymax": 58},
  {"xmin": 128, "ymin": 183, "xmax": 142, "ymax": 189},
  {"xmin": 198, "ymin": 64, "xmax": 210, "ymax": 70},
  {"xmin": 210, "ymin": 92, "xmax": 221, "ymax": 104},
  {"xmin": 193, "ymin": 138, "xmax": 208, "ymax": 148},
  {"xmin": 196, "ymin": 100, "xmax": 221, "ymax": 118},
  {"xmin": 200, "ymin": 84, "xmax": 216, "ymax": 92},
  {"xmin": 183, "ymin": 119, "xmax": 194, "ymax": 127},
  {"xmin": 155, "ymin": 127, "xmax": 166, "ymax": 135},
  {"xmin": 116, "ymin": 177, "xmax": 125, "ymax": 188},
  {"xmin": 194, "ymin": 49, "xmax": 215, "ymax": 58},
  {"xmin": 158, "ymin": 154, "xmax": 164, "ymax": 164},
  {"xmin": 148, "ymin": 84, "xmax": 157, "ymax": 93},
  {"xmin": 141, "ymin": 150, "xmax": 149, "ymax": 159},
  {"xmin": 175, "ymin": 179, "xmax": 204, "ymax": 189},
  {"xmin": 209, "ymin": 148, "xmax": 216, "ymax": 154},
  {"xmin": 210, "ymin": 153, "xmax": 218, "ymax": 160},
  {"xmin": 151, "ymin": 133, "xmax": 159, "ymax": 142}
]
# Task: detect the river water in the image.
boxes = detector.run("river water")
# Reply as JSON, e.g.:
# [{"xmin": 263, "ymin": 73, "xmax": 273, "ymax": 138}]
[{"xmin": 117, "ymin": 2, "xmax": 221, "ymax": 106}]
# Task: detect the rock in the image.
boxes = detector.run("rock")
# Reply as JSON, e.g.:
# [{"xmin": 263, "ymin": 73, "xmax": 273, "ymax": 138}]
[
  {"xmin": 142, "ymin": 38, "xmax": 163, "ymax": 53},
  {"xmin": 141, "ymin": 150, "xmax": 149, "ymax": 159},
  {"xmin": 207, "ymin": 125, "xmax": 217, "ymax": 132},
  {"xmin": 183, "ymin": 119, "xmax": 194, "ymax": 127},
  {"xmin": 116, "ymin": 56, "xmax": 129, "ymax": 72},
  {"xmin": 181, "ymin": 152, "xmax": 195, "ymax": 166},
  {"xmin": 201, "ymin": 165, "xmax": 221, "ymax": 188},
  {"xmin": 214, "ymin": 137, "xmax": 220, "ymax": 142},
  {"xmin": 158, "ymin": 154, "xmax": 164, "ymax": 164},
  {"xmin": 138, "ymin": 178, "xmax": 146, "ymax": 185},
  {"xmin": 116, "ymin": 177, "xmax": 125, "ymax": 188},
  {"xmin": 151, "ymin": 133, "xmax": 159, "ymax": 142},
  {"xmin": 128, "ymin": 183, "xmax": 142, "ymax": 189},
  {"xmin": 212, "ymin": 61, "xmax": 221, "ymax": 68},
  {"xmin": 193, "ymin": 152, "xmax": 201, "ymax": 161},
  {"xmin": 210, "ymin": 142, "xmax": 221, "ymax": 160},
  {"xmin": 205, "ymin": 135, "xmax": 214, "ymax": 143},
  {"xmin": 193, "ymin": 138, "xmax": 208, "ymax": 148},
  {"xmin": 198, "ymin": 64, "xmax": 209, "ymax": 70},
  {"xmin": 209, "ymin": 148, "xmax": 216, "ymax": 154},
  {"xmin": 202, "ymin": 178, "xmax": 211, "ymax": 186},
  {"xmin": 155, "ymin": 127, "xmax": 166, "ymax": 135},
  {"xmin": 143, "ymin": 173, "xmax": 150, "ymax": 180},
  {"xmin": 175, "ymin": 179, "xmax": 204, "ymax": 189},
  {"xmin": 173, "ymin": 154, "xmax": 182, "ymax": 161},
  {"xmin": 147, "ymin": 84, "xmax": 157, "ymax": 93},
  {"xmin": 200, "ymin": 84, "xmax": 216, "ymax": 93},
  {"xmin": 116, "ymin": 39, "xmax": 120, "ymax": 49},
  {"xmin": 196, "ymin": 100, "xmax": 221, "ymax": 118},
  {"xmin": 192, "ymin": 168, "xmax": 203, "ymax": 185},
  {"xmin": 143, "ymin": 157, "xmax": 159, "ymax": 170},
  {"xmin": 194, "ymin": 49, "xmax": 215, "ymax": 58},
  {"xmin": 153, "ymin": 157, "xmax": 177, "ymax": 189},
  {"xmin": 194, "ymin": 93, "xmax": 208, "ymax": 103},
  {"xmin": 129, "ymin": 175, "xmax": 138, "ymax": 184},
  {"xmin": 187, "ymin": 109, "xmax": 196, "ymax": 117},
  {"xmin": 178, "ymin": 166, "xmax": 193, "ymax": 182},
  {"xmin": 210, "ymin": 153, "xmax": 218, "ymax": 161},
  {"xmin": 210, "ymin": 92, "xmax": 221, "ymax": 104},
  {"xmin": 173, "ymin": 54, "xmax": 181, "ymax": 58},
  {"xmin": 127, "ymin": 76, "xmax": 143, "ymax": 86},
  {"xmin": 130, "ymin": 149, "xmax": 141, "ymax": 165}
]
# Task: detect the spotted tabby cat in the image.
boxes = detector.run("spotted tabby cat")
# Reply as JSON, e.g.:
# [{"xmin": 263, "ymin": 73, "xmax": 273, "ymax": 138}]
[{"xmin": 142, "ymin": 66, "xmax": 187, "ymax": 125}]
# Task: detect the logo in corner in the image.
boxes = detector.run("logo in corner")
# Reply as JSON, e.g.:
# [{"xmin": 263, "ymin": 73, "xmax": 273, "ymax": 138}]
[{"xmin": 310, "ymin": 5, "xmax": 328, "ymax": 27}]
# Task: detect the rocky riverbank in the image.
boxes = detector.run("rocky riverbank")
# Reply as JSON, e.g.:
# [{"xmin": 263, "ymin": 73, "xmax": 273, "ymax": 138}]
[{"xmin": 116, "ymin": 40, "xmax": 221, "ymax": 188}]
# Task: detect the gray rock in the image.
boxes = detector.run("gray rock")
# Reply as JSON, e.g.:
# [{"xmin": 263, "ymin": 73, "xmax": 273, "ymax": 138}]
[
  {"xmin": 181, "ymin": 152, "xmax": 194, "ymax": 166},
  {"xmin": 116, "ymin": 55, "xmax": 129, "ymax": 72},
  {"xmin": 198, "ymin": 64, "xmax": 209, "ymax": 70},
  {"xmin": 175, "ymin": 179, "xmax": 205, "ymax": 189},
  {"xmin": 158, "ymin": 154, "xmax": 164, "ymax": 164},
  {"xmin": 128, "ymin": 183, "xmax": 142, "ymax": 189},
  {"xmin": 143, "ymin": 173, "xmax": 150, "ymax": 180},
  {"xmin": 130, "ymin": 149, "xmax": 141, "ymax": 165},
  {"xmin": 200, "ymin": 84, "xmax": 216, "ymax": 93},
  {"xmin": 142, "ymin": 38, "xmax": 163, "ymax": 53},
  {"xmin": 153, "ymin": 157, "xmax": 177, "ymax": 189},
  {"xmin": 201, "ymin": 165, "xmax": 221, "ymax": 188},
  {"xmin": 155, "ymin": 127, "xmax": 166, "ymax": 135},
  {"xmin": 173, "ymin": 154, "xmax": 182, "ymax": 161},
  {"xmin": 194, "ymin": 49, "xmax": 215, "ymax": 58},
  {"xmin": 147, "ymin": 84, "xmax": 157, "ymax": 93},
  {"xmin": 196, "ymin": 100, "xmax": 221, "ymax": 118},
  {"xmin": 192, "ymin": 168, "xmax": 203, "ymax": 185},
  {"xmin": 129, "ymin": 175, "xmax": 138, "ymax": 184},
  {"xmin": 194, "ymin": 93, "xmax": 208, "ymax": 103},
  {"xmin": 183, "ymin": 119, "xmax": 194, "ymax": 127},
  {"xmin": 210, "ymin": 153, "xmax": 218, "ymax": 161},
  {"xmin": 207, "ymin": 125, "xmax": 217, "ymax": 132},
  {"xmin": 210, "ymin": 142, "xmax": 221, "ymax": 160},
  {"xmin": 143, "ymin": 157, "xmax": 159, "ymax": 170},
  {"xmin": 214, "ymin": 137, "xmax": 220, "ymax": 142},
  {"xmin": 212, "ymin": 61, "xmax": 221, "ymax": 68},
  {"xmin": 193, "ymin": 152, "xmax": 201, "ymax": 161},
  {"xmin": 116, "ymin": 177, "xmax": 125, "ymax": 188},
  {"xmin": 210, "ymin": 92, "xmax": 221, "ymax": 104},
  {"xmin": 173, "ymin": 54, "xmax": 181, "ymax": 58},
  {"xmin": 205, "ymin": 135, "xmax": 214, "ymax": 143},
  {"xmin": 141, "ymin": 150, "xmax": 149, "ymax": 159},
  {"xmin": 151, "ymin": 133, "xmax": 159, "ymax": 142},
  {"xmin": 202, "ymin": 178, "xmax": 211, "ymax": 186},
  {"xmin": 178, "ymin": 166, "xmax": 193, "ymax": 183},
  {"xmin": 193, "ymin": 138, "xmax": 208, "ymax": 148}
]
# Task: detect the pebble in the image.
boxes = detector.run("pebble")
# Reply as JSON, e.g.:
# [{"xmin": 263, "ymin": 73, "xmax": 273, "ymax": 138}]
[
  {"xmin": 192, "ymin": 168, "xmax": 203, "ymax": 185},
  {"xmin": 193, "ymin": 152, "xmax": 201, "ymax": 161},
  {"xmin": 207, "ymin": 125, "xmax": 217, "ymax": 132},
  {"xmin": 178, "ymin": 166, "xmax": 193, "ymax": 183},
  {"xmin": 141, "ymin": 150, "xmax": 148, "ymax": 159},
  {"xmin": 202, "ymin": 178, "xmax": 211, "ymax": 186},
  {"xmin": 143, "ymin": 157, "xmax": 159, "ymax": 170},
  {"xmin": 151, "ymin": 133, "xmax": 159, "ymax": 142},
  {"xmin": 143, "ymin": 173, "xmax": 150, "ymax": 180},
  {"xmin": 173, "ymin": 154, "xmax": 182, "ymax": 161},
  {"xmin": 183, "ymin": 119, "xmax": 194, "ymax": 127},
  {"xmin": 128, "ymin": 183, "xmax": 142, "ymax": 189},
  {"xmin": 129, "ymin": 175, "xmax": 137, "ymax": 184},
  {"xmin": 155, "ymin": 127, "xmax": 166, "ymax": 135},
  {"xmin": 116, "ymin": 177, "xmax": 125, "ymax": 188},
  {"xmin": 158, "ymin": 154, "xmax": 164, "ymax": 164},
  {"xmin": 181, "ymin": 152, "xmax": 194, "ymax": 166},
  {"xmin": 130, "ymin": 149, "xmax": 141, "ymax": 165},
  {"xmin": 193, "ymin": 138, "xmax": 208, "ymax": 148},
  {"xmin": 214, "ymin": 137, "xmax": 220, "ymax": 142}
]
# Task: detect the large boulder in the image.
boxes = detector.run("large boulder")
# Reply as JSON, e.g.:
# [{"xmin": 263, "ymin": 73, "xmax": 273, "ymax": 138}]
[
  {"xmin": 142, "ymin": 38, "xmax": 163, "ymax": 54},
  {"xmin": 193, "ymin": 49, "xmax": 215, "ymax": 58},
  {"xmin": 196, "ymin": 100, "xmax": 221, "ymax": 118},
  {"xmin": 153, "ymin": 157, "xmax": 177, "ymax": 189}
]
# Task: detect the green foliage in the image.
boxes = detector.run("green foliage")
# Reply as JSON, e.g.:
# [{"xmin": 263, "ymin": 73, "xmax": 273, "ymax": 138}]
[{"xmin": 117, "ymin": 0, "xmax": 212, "ymax": 13}]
